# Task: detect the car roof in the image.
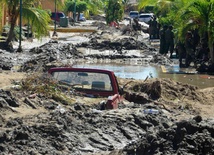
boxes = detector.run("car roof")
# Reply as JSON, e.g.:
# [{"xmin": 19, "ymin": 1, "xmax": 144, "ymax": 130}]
[
  {"xmin": 48, "ymin": 67, "xmax": 114, "ymax": 74},
  {"xmin": 51, "ymin": 12, "xmax": 65, "ymax": 15},
  {"xmin": 130, "ymin": 11, "xmax": 139, "ymax": 13},
  {"xmin": 129, "ymin": 11, "xmax": 139, "ymax": 14},
  {"xmin": 51, "ymin": 12, "xmax": 65, "ymax": 18},
  {"xmin": 139, "ymin": 13, "xmax": 153, "ymax": 15}
]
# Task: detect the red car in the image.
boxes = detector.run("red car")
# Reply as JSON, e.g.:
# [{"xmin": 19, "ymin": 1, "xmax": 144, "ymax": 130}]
[
  {"xmin": 51, "ymin": 12, "xmax": 66, "ymax": 23},
  {"xmin": 48, "ymin": 67, "xmax": 124, "ymax": 109}
]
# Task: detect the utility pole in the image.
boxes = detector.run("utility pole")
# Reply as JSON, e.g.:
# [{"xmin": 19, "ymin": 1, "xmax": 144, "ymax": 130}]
[
  {"xmin": 74, "ymin": 0, "xmax": 76, "ymax": 23},
  {"xmin": 52, "ymin": 0, "xmax": 58, "ymax": 37}
]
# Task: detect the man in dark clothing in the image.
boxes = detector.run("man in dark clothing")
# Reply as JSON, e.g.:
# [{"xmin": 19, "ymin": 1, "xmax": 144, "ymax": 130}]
[
  {"xmin": 185, "ymin": 31, "xmax": 195, "ymax": 67},
  {"xmin": 149, "ymin": 16, "xmax": 158, "ymax": 39},
  {"xmin": 176, "ymin": 41, "xmax": 186, "ymax": 67},
  {"xmin": 132, "ymin": 18, "xmax": 141, "ymax": 31},
  {"xmin": 165, "ymin": 25, "xmax": 174, "ymax": 57},
  {"xmin": 195, "ymin": 38, "xmax": 209, "ymax": 62},
  {"xmin": 121, "ymin": 24, "xmax": 132, "ymax": 35},
  {"xmin": 159, "ymin": 25, "xmax": 168, "ymax": 54}
]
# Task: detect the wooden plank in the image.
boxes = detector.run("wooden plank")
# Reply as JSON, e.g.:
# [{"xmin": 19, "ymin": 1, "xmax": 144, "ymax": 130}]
[
  {"xmin": 49, "ymin": 27, "xmax": 97, "ymax": 33},
  {"xmin": 161, "ymin": 65, "xmax": 197, "ymax": 74},
  {"xmin": 161, "ymin": 65, "xmax": 167, "ymax": 73}
]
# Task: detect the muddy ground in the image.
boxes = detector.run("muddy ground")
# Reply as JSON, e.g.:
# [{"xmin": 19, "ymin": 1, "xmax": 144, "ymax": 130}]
[{"xmin": 0, "ymin": 20, "xmax": 214, "ymax": 155}]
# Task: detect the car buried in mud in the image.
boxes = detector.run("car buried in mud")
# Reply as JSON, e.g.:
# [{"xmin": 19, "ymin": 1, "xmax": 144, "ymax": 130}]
[{"xmin": 48, "ymin": 67, "xmax": 124, "ymax": 109}]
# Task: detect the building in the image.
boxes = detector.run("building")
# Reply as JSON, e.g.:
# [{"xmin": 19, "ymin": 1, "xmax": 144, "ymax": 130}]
[
  {"xmin": 40, "ymin": 0, "xmax": 65, "ymax": 12},
  {"xmin": 0, "ymin": 4, "xmax": 8, "ymax": 32},
  {"xmin": 0, "ymin": 0, "xmax": 64, "ymax": 33}
]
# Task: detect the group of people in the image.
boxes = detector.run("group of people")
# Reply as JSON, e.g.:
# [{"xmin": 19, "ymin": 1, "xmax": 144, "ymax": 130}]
[
  {"xmin": 120, "ymin": 15, "xmax": 210, "ymax": 69},
  {"xmin": 148, "ymin": 16, "xmax": 160, "ymax": 39},
  {"xmin": 159, "ymin": 25, "xmax": 175, "ymax": 58},
  {"xmin": 148, "ymin": 18, "xmax": 175, "ymax": 59},
  {"xmin": 176, "ymin": 31, "xmax": 209, "ymax": 68},
  {"xmin": 158, "ymin": 24, "xmax": 209, "ymax": 68}
]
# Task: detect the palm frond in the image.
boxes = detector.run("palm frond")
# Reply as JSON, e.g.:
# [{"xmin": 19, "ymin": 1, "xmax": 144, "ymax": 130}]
[{"xmin": 22, "ymin": 7, "xmax": 50, "ymax": 38}]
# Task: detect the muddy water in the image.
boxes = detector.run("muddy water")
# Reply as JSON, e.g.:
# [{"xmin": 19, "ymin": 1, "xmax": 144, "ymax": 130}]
[{"xmin": 74, "ymin": 63, "xmax": 214, "ymax": 89}]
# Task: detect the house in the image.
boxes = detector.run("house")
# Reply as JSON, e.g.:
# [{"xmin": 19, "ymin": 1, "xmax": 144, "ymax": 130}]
[
  {"xmin": 129, "ymin": 0, "xmax": 138, "ymax": 4},
  {"xmin": 40, "ymin": 0, "xmax": 65, "ymax": 12},
  {"xmin": 0, "ymin": 0, "xmax": 65, "ymax": 33},
  {"xmin": 0, "ymin": 4, "xmax": 8, "ymax": 32}
]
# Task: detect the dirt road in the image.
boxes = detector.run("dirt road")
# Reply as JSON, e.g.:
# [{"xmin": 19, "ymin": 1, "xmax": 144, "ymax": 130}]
[{"xmin": 0, "ymin": 20, "xmax": 214, "ymax": 155}]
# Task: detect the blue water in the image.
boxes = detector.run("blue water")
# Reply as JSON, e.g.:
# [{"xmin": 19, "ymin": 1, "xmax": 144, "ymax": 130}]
[
  {"xmin": 74, "ymin": 63, "xmax": 160, "ymax": 80},
  {"xmin": 74, "ymin": 63, "xmax": 214, "ymax": 89}
]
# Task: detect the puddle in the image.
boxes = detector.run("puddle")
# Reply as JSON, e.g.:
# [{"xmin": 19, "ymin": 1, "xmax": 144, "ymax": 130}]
[
  {"xmin": 74, "ymin": 63, "xmax": 214, "ymax": 89},
  {"xmin": 58, "ymin": 35, "xmax": 90, "ymax": 44}
]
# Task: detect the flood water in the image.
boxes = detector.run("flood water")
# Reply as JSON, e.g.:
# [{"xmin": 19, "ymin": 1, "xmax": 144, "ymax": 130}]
[{"xmin": 74, "ymin": 63, "xmax": 214, "ymax": 89}]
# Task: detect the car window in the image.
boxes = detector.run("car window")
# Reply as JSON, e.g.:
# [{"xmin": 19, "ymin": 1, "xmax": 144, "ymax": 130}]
[
  {"xmin": 52, "ymin": 71, "xmax": 113, "ymax": 91},
  {"xmin": 51, "ymin": 12, "xmax": 65, "ymax": 18},
  {"xmin": 130, "ymin": 12, "xmax": 139, "ymax": 16},
  {"xmin": 51, "ymin": 13, "xmax": 55, "ymax": 18},
  {"xmin": 58, "ymin": 13, "xmax": 65, "ymax": 18},
  {"xmin": 139, "ymin": 15, "xmax": 152, "ymax": 18}
]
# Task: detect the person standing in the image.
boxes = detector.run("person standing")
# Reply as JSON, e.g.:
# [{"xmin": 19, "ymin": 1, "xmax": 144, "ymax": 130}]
[
  {"xmin": 176, "ymin": 41, "xmax": 186, "ymax": 67},
  {"xmin": 159, "ymin": 25, "xmax": 168, "ymax": 54},
  {"xmin": 132, "ymin": 18, "xmax": 141, "ymax": 31},
  {"xmin": 149, "ymin": 16, "xmax": 158, "ymax": 39},
  {"xmin": 185, "ymin": 31, "xmax": 195, "ymax": 67},
  {"xmin": 165, "ymin": 25, "xmax": 174, "ymax": 57}
]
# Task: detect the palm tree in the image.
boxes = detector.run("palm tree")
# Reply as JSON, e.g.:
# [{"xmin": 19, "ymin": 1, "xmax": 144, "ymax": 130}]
[
  {"xmin": 139, "ymin": 0, "xmax": 214, "ymax": 64},
  {"xmin": 122, "ymin": 0, "xmax": 130, "ymax": 12},
  {"xmin": 84, "ymin": 0, "xmax": 105, "ymax": 16},
  {"xmin": 138, "ymin": 0, "xmax": 186, "ymax": 24},
  {"xmin": 0, "ymin": 0, "xmax": 51, "ymax": 50},
  {"xmin": 178, "ymin": 0, "xmax": 214, "ymax": 64},
  {"xmin": 106, "ymin": 0, "xmax": 123, "ymax": 24},
  {"xmin": 64, "ymin": 0, "xmax": 87, "ymax": 21},
  {"xmin": 64, "ymin": 0, "xmax": 106, "ymax": 19}
]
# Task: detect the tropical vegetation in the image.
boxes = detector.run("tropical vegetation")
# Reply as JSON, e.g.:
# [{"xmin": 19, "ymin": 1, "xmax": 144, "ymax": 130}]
[
  {"xmin": 0, "ymin": 0, "xmax": 51, "ymax": 51},
  {"xmin": 105, "ymin": 0, "xmax": 123, "ymax": 24},
  {"xmin": 64, "ymin": 0, "xmax": 124, "ymax": 24},
  {"xmin": 64, "ymin": 0, "xmax": 87, "ymax": 20},
  {"xmin": 138, "ymin": 0, "xmax": 214, "ymax": 64},
  {"xmin": 64, "ymin": 0, "xmax": 108, "ymax": 21},
  {"xmin": 84, "ymin": 0, "xmax": 106, "ymax": 16},
  {"xmin": 0, "ymin": 5, "xmax": 3, "ymax": 32}
]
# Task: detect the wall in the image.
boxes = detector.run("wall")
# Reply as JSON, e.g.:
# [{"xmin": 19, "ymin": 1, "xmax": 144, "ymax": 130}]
[
  {"xmin": 0, "ymin": 4, "xmax": 8, "ymax": 33},
  {"xmin": 40, "ymin": 0, "xmax": 65, "ymax": 12}
]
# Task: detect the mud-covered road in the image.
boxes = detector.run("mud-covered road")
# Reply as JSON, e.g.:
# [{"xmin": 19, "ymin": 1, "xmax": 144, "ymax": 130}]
[{"xmin": 0, "ymin": 20, "xmax": 214, "ymax": 155}]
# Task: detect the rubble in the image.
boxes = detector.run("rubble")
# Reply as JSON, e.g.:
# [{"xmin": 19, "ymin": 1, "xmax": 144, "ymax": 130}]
[{"xmin": 0, "ymin": 20, "xmax": 214, "ymax": 155}]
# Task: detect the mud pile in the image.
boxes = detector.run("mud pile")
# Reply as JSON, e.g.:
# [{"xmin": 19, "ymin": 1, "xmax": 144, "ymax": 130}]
[
  {"xmin": 1, "ymin": 21, "xmax": 213, "ymax": 155},
  {"xmin": 122, "ymin": 78, "xmax": 202, "ymax": 102},
  {"xmin": 122, "ymin": 116, "xmax": 214, "ymax": 155},
  {"xmin": 20, "ymin": 41, "xmax": 79, "ymax": 72},
  {"xmin": 0, "ymin": 34, "xmax": 156, "ymax": 72},
  {"xmin": 0, "ymin": 78, "xmax": 214, "ymax": 155},
  {"xmin": 120, "ymin": 78, "xmax": 214, "ymax": 118},
  {"xmin": 77, "ymin": 35, "xmax": 150, "ymax": 51},
  {"xmin": 0, "ymin": 20, "xmax": 169, "ymax": 72}
]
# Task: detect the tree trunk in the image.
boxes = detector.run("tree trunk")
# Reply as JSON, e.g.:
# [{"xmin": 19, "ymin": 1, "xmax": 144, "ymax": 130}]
[
  {"xmin": 6, "ymin": 13, "xmax": 18, "ymax": 44},
  {"xmin": 4, "ymin": 7, "xmax": 19, "ymax": 52},
  {"xmin": 208, "ymin": 32, "xmax": 214, "ymax": 64},
  {"xmin": 210, "ymin": 44, "xmax": 214, "ymax": 63},
  {"xmin": 77, "ymin": 12, "xmax": 80, "ymax": 21},
  {"xmin": 207, "ymin": 31, "xmax": 214, "ymax": 72}
]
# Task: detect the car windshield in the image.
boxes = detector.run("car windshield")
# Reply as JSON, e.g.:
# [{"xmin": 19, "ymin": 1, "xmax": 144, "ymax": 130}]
[
  {"xmin": 130, "ymin": 12, "xmax": 138, "ymax": 16},
  {"xmin": 51, "ymin": 12, "xmax": 65, "ymax": 18},
  {"xmin": 52, "ymin": 71, "xmax": 113, "ymax": 91},
  {"xmin": 139, "ymin": 15, "xmax": 152, "ymax": 18}
]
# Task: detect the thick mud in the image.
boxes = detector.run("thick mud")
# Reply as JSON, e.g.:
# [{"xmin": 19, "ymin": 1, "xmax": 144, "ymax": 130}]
[
  {"xmin": 0, "ymin": 20, "xmax": 214, "ymax": 155},
  {"xmin": 0, "ymin": 77, "xmax": 214, "ymax": 155}
]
